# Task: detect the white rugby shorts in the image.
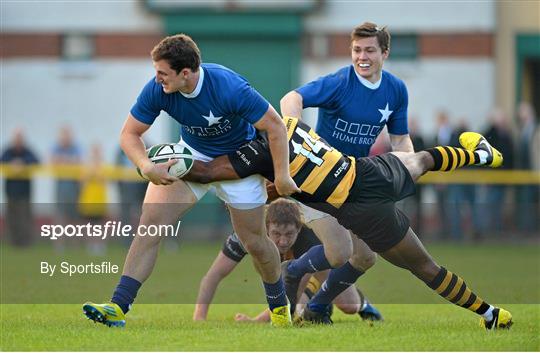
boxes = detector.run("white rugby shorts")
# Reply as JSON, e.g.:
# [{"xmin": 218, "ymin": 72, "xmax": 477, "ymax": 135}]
[{"xmin": 178, "ymin": 139, "xmax": 267, "ymax": 210}]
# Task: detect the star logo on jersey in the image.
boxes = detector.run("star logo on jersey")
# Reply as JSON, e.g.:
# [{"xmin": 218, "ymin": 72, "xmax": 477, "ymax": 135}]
[
  {"xmin": 378, "ymin": 103, "xmax": 393, "ymax": 123},
  {"xmin": 202, "ymin": 110, "xmax": 223, "ymax": 126}
]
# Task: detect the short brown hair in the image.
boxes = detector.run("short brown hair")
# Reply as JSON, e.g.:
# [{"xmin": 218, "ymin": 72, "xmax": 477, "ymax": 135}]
[
  {"xmin": 151, "ymin": 34, "xmax": 201, "ymax": 73},
  {"xmin": 351, "ymin": 22, "xmax": 390, "ymax": 52},
  {"xmin": 266, "ymin": 198, "xmax": 302, "ymax": 230}
]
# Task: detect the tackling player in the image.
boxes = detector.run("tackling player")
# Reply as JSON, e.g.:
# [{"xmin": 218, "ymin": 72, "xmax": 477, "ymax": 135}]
[
  {"xmin": 278, "ymin": 22, "xmax": 414, "ymax": 314},
  {"xmin": 182, "ymin": 116, "xmax": 513, "ymax": 330},
  {"xmin": 192, "ymin": 198, "xmax": 382, "ymax": 323},
  {"xmin": 82, "ymin": 34, "xmax": 300, "ymax": 328}
]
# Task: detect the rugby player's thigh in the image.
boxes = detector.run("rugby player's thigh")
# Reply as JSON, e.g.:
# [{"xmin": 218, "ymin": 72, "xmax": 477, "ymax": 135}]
[
  {"xmin": 142, "ymin": 180, "xmax": 199, "ymax": 223},
  {"xmin": 298, "ymin": 202, "xmax": 352, "ymax": 248}
]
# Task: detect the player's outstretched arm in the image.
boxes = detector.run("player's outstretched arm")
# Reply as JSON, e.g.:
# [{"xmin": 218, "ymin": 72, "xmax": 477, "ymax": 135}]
[
  {"xmin": 389, "ymin": 133, "xmax": 414, "ymax": 153},
  {"xmin": 193, "ymin": 251, "xmax": 240, "ymax": 321},
  {"xmin": 183, "ymin": 156, "xmax": 240, "ymax": 184},
  {"xmin": 234, "ymin": 309, "xmax": 271, "ymax": 323},
  {"xmin": 254, "ymin": 106, "xmax": 300, "ymax": 196}
]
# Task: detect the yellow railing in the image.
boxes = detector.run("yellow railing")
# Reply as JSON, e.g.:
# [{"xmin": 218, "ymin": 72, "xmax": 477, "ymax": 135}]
[
  {"xmin": 1, "ymin": 164, "xmax": 539, "ymax": 184},
  {"xmin": 0, "ymin": 164, "xmax": 141, "ymax": 181},
  {"xmin": 418, "ymin": 170, "xmax": 540, "ymax": 185}
]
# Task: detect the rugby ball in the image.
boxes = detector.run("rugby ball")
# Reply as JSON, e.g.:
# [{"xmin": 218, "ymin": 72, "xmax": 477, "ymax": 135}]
[{"xmin": 137, "ymin": 143, "xmax": 194, "ymax": 180}]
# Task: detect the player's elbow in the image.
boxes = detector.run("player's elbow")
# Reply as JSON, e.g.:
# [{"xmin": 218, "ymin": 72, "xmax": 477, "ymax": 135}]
[
  {"xmin": 203, "ymin": 271, "xmax": 226, "ymax": 284},
  {"xmin": 280, "ymin": 91, "xmax": 302, "ymax": 115},
  {"xmin": 279, "ymin": 92, "xmax": 293, "ymax": 110}
]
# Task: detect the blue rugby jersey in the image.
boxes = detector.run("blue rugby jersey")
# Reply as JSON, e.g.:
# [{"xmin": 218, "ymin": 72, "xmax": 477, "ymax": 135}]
[
  {"xmin": 131, "ymin": 63, "xmax": 269, "ymax": 157},
  {"xmin": 296, "ymin": 66, "xmax": 408, "ymax": 158}
]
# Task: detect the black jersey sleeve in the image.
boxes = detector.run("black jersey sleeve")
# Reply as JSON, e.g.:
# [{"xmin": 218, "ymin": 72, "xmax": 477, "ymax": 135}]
[
  {"xmin": 291, "ymin": 226, "xmax": 321, "ymax": 258},
  {"xmin": 221, "ymin": 232, "xmax": 248, "ymax": 262},
  {"xmin": 228, "ymin": 134, "xmax": 275, "ymax": 181}
]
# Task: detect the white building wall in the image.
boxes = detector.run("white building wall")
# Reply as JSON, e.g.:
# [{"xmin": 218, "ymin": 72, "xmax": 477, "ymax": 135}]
[
  {"xmin": 305, "ymin": 1, "xmax": 495, "ymax": 32},
  {"xmin": 2, "ymin": 0, "xmax": 496, "ymax": 33},
  {"xmin": 1, "ymin": 1, "xmax": 162, "ymax": 32}
]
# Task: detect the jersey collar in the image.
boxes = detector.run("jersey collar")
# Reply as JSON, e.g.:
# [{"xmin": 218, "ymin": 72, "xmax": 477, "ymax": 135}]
[
  {"xmin": 180, "ymin": 66, "xmax": 204, "ymax": 98},
  {"xmin": 354, "ymin": 69, "xmax": 382, "ymax": 90}
]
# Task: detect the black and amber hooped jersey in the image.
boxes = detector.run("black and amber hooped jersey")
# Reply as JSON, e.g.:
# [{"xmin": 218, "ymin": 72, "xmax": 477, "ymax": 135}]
[
  {"xmin": 283, "ymin": 116, "xmax": 356, "ymax": 208},
  {"xmin": 229, "ymin": 116, "xmax": 357, "ymax": 210}
]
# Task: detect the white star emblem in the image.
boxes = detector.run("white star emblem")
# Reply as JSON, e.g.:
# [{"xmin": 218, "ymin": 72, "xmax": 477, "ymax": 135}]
[
  {"xmin": 378, "ymin": 103, "xmax": 393, "ymax": 123},
  {"xmin": 202, "ymin": 110, "xmax": 222, "ymax": 126}
]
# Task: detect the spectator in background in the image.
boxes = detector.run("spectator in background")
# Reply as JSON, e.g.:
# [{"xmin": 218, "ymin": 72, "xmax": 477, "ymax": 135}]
[
  {"xmin": 78, "ymin": 143, "xmax": 108, "ymax": 255},
  {"xmin": 482, "ymin": 109, "xmax": 514, "ymax": 235},
  {"xmin": 433, "ymin": 110, "xmax": 453, "ymax": 239},
  {"xmin": 115, "ymin": 146, "xmax": 147, "ymax": 246},
  {"xmin": 51, "ymin": 125, "xmax": 82, "ymax": 233},
  {"xmin": 0, "ymin": 129, "xmax": 39, "ymax": 247},
  {"xmin": 514, "ymin": 102, "xmax": 539, "ymax": 233},
  {"xmin": 447, "ymin": 119, "xmax": 482, "ymax": 241}
]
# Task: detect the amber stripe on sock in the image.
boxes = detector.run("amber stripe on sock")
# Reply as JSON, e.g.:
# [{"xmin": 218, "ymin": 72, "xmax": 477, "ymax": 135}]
[
  {"xmin": 426, "ymin": 146, "xmax": 478, "ymax": 171},
  {"xmin": 427, "ymin": 267, "xmax": 490, "ymax": 314}
]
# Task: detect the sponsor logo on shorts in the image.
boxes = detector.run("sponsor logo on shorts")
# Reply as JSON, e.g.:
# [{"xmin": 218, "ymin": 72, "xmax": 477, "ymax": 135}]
[{"xmin": 236, "ymin": 151, "xmax": 251, "ymax": 166}]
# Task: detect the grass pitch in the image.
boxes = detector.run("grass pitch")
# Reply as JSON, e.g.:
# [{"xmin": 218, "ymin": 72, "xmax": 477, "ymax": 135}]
[
  {"xmin": 1, "ymin": 304, "xmax": 538, "ymax": 351},
  {"xmin": 1, "ymin": 242, "xmax": 539, "ymax": 351}
]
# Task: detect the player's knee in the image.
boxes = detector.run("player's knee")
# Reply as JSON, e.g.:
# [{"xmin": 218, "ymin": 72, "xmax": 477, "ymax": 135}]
[
  {"xmin": 137, "ymin": 211, "xmax": 174, "ymax": 242},
  {"xmin": 337, "ymin": 303, "xmax": 360, "ymax": 315},
  {"xmin": 350, "ymin": 251, "xmax": 377, "ymax": 272},
  {"xmin": 241, "ymin": 237, "xmax": 267, "ymax": 259},
  {"xmin": 326, "ymin": 247, "xmax": 351, "ymax": 268},
  {"xmin": 411, "ymin": 258, "xmax": 440, "ymax": 282}
]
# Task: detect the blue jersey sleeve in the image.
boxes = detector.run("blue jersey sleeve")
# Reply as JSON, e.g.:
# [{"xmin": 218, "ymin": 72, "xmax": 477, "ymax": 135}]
[
  {"xmin": 230, "ymin": 79, "xmax": 269, "ymax": 125},
  {"xmin": 130, "ymin": 78, "xmax": 163, "ymax": 125},
  {"xmin": 386, "ymin": 80, "xmax": 409, "ymax": 135},
  {"xmin": 296, "ymin": 72, "xmax": 344, "ymax": 110}
]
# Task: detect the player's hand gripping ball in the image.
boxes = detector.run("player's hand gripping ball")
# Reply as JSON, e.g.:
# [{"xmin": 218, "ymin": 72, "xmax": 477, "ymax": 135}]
[{"xmin": 137, "ymin": 143, "xmax": 194, "ymax": 180}]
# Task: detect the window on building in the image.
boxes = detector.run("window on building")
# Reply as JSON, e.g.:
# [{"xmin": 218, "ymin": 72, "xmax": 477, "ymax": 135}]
[
  {"xmin": 62, "ymin": 33, "xmax": 94, "ymax": 61},
  {"xmin": 389, "ymin": 34, "xmax": 418, "ymax": 60}
]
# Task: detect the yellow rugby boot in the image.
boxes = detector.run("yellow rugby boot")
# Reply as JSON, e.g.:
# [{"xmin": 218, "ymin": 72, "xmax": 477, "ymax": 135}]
[
  {"xmin": 459, "ymin": 132, "xmax": 503, "ymax": 168},
  {"xmin": 270, "ymin": 304, "xmax": 292, "ymax": 327},
  {"xmin": 83, "ymin": 302, "xmax": 126, "ymax": 327},
  {"xmin": 480, "ymin": 307, "xmax": 513, "ymax": 330}
]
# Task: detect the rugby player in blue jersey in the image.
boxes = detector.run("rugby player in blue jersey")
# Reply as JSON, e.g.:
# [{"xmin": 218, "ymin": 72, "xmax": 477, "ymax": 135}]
[
  {"xmin": 278, "ymin": 22, "xmax": 414, "ymax": 321},
  {"xmin": 82, "ymin": 34, "xmax": 300, "ymax": 327},
  {"xmin": 180, "ymin": 116, "xmax": 512, "ymax": 330}
]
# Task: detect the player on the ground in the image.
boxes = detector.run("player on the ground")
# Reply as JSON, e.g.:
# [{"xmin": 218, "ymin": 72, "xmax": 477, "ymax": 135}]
[
  {"xmin": 192, "ymin": 198, "xmax": 382, "ymax": 322},
  {"xmin": 277, "ymin": 22, "xmax": 414, "ymax": 312},
  {"xmin": 182, "ymin": 116, "xmax": 512, "ymax": 330},
  {"xmin": 82, "ymin": 34, "xmax": 299, "ymax": 328}
]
